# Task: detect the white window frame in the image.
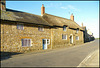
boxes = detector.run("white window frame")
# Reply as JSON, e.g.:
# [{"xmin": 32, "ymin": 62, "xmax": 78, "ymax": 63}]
[
  {"xmin": 17, "ymin": 23, "xmax": 24, "ymax": 30},
  {"xmin": 47, "ymin": 39, "xmax": 50, "ymax": 45},
  {"xmin": 62, "ymin": 34, "xmax": 67, "ymax": 40},
  {"xmin": 22, "ymin": 39, "xmax": 32, "ymax": 47},
  {"xmin": 38, "ymin": 27, "xmax": 44, "ymax": 31},
  {"xmin": 63, "ymin": 26, "xmax": 66, "ymax": 31},
  {"xmin": 76, "ymin": 36, "xmax": 79, "ymax": 40},
  {"xmin": 76, "ymin": 29, "xmax": 79, "ymax": 33}
]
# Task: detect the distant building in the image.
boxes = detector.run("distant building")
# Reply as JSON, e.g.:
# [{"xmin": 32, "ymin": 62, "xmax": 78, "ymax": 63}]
[
  {"xmin": 1, "ymin": 0, "xmax": 84, "ymax": 52},
  {"xmin": 87, "ymin": 29, "xmax": 95, "ymax": 41},
  {"xmin": 81, "ymin": 23, "xmax": 95, "ymax": 42}
]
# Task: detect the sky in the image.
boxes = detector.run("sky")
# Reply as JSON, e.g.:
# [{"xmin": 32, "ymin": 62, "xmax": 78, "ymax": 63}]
[{"xmin": 6, "ymin": 1, "xmax": 99, "ymax": 38}]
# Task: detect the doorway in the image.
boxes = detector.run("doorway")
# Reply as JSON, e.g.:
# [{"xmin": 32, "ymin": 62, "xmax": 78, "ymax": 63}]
[
  {"xmin": 70, "ymin": 35, "xmax": 73, "ymax": 44},
  {"xmin": 42, "ymin": 39, "xmax": 47, "ymax": 50}
]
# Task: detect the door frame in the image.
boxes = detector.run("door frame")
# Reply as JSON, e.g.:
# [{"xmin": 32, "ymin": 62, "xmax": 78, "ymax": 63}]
[
  {"xmin": 42, "ymin": 39, "xmax": 47, "ymax": 50},
  {"xmin": 70, "ymin": 34, "xmax": 73, "ymax": 44}
]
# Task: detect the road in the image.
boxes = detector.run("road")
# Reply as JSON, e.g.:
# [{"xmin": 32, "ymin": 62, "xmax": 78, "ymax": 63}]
[{"xmin": 1, "ymin": 39, "xmax": 99, "ymax": 67}]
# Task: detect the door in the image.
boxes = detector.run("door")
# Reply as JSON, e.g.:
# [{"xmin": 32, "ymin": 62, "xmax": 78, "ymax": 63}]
[
  {"xmin": 70, "ymin": 35, "xmax": 73, "ymax": 44},
  {"xmin": 42, "ymin": 39, "xmax": 47, "ymax": 50}
]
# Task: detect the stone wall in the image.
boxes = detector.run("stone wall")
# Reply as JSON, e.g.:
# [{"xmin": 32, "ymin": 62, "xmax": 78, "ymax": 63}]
[
  {"xmin": 51, "ymin": 27, "xmax": 84, "ymax": 49},
  {"xmin": 1, "ymin": 21, "xmax": 51, "ymax": 53},
  {"xmin": 1, "ymin": 20, "xmax": 84, "ymax": 53}
]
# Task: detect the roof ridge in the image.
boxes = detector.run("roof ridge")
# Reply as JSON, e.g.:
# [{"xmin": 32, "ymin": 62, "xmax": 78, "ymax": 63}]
[
  {"xmin": 6, "ymin": 8, "xmax": 41, "ymax": 17},
  {"xmin": 44, "ymin": 13, "xmax": 83, "ymax": 30}
]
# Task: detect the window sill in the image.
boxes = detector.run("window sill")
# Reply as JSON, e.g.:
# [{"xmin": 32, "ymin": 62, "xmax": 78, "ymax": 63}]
[
  {"xmin": 40, "ymin": 31, "xmax": 44, "ymax": 32},
  {"xmin": 22, "ymin": 46, "xmax": 32, "ymax": 47},
  {"xmin": 62, "ymin": 39, "xmax": 67, "ymax": 40}
]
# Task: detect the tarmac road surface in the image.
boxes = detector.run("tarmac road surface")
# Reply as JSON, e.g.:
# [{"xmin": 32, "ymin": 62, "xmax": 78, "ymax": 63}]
[{"xmin": 1, "ymin": 39, "xmax": 99, "ymax": 67}]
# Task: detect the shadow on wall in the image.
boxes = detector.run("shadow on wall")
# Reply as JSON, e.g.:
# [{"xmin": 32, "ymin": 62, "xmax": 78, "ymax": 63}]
[
  {"xmin": 85, "ymin": 38, "xmax": 95, "ymax": 43},
  {"xmin": 0, "ymin": 51, "xmax": 22, "ymax": 61}
]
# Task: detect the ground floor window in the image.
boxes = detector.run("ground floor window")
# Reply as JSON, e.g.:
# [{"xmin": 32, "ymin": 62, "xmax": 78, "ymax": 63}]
[
  {"xmin": 76, "ymin": 36, "xmax": 79, "ymax": 40},
  {"xmin": 62, "ymin": 34, "xmax": 67, "ymax": 40},
  {"xmin": 22, "ymin": 39, "xmax": 31, "ymax": 47},
  {"xmin": 47, "ymin": 39, "xmax": 50, "ymax": 45}
]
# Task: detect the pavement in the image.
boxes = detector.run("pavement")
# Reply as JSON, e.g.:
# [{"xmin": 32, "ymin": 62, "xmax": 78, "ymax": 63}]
[{"xmin": 78, "ymin": 49, "xmax": 99, "ymax": 67}]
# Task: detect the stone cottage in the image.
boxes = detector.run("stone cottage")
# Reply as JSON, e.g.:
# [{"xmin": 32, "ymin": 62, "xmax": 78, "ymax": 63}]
[
  {"xmin": 81, "ymin": 23, "xmax": 95, "ymax": 42},
  {"xmin": 0, "ymin": 1, "xmax": 84, "ymax": 53}
]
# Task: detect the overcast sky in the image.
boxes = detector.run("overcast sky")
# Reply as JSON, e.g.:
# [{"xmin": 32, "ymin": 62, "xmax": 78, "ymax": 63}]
[{"xmin": 6, "ymin": 1, "xmax": 99, "ymax": 38}]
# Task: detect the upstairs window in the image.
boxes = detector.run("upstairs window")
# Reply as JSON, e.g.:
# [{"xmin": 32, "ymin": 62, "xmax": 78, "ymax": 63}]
[
  {"xmin": 17, "ymin": 24, "xmax": 24, "ymax": 30},
  {"xmin": 76, "ymin": 29, "xmax": 79, "ymax": 33},
  {"xmin": 76, "ymin": 36, "xmax": 79, "ymax": 40},
  {"xmin": 62, "ymin": 34, "xmax": 67, "ymax": 40},
  {"xmin": 38, "ymin": 27, "xmax": 44, "ymax": 31},
  {"xmin": 63, "ymin": 26, "xmax": 66, "ymax": 31},
  {"xmin": 22, "ymin": 39, "xmax": 31, "ymax": 47}
]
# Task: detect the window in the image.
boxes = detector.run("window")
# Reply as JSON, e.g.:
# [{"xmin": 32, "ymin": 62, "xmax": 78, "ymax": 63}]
[
  {"xmin": 76, "ymin": 29, "xmax": 79, "ymax": 33},
  {"xmin": 76, "ymin": 36, "xmax": 79, "ymax": 40},
  {"xmin": 47, "ymin": 39, "xmax": 50, "ymax": 45},
  {"xmin": 63, "ymin": 26, "xmax": 66, "ymax": 31},
  {"xmin": 62, "ymin": 34, "xmax": 67, "ymax": 40},
  {"xmin": 17, "ymin": 24, "xmax": 24, "ymax": 30},
  {"xmin": 38, "ymin": 27, "xmax": 44, "ymax": 31},
  {"xmin": 22, "ymin": 39, "xmax": 31, "ymax": 47}
]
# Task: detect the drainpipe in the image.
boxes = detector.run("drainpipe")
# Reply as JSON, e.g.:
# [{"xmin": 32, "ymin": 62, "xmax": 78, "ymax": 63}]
[{"xmin": 51, "ymin": 28, "xmax": 52, "ymax": 49}]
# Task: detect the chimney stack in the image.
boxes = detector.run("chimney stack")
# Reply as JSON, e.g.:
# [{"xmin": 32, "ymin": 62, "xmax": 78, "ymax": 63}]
[
  {"xmin": 70, "ymin": 13, "xmax": 74, "ymax": 21},
  {"xmin": 0, "ymin": 0, "xmax": 6, "ymax": 11},
  {"xmin": 82, "ymin": 22, "xmax": 83, "ymax": 27},
  {"xmin": 41, "ymin": 4, "xmax": 45, "ymax": 16}
]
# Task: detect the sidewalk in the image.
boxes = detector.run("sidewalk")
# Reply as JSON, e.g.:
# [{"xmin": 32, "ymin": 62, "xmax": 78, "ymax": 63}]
[{"xmin": 78, "ymin": 49, "xmax": 99, "ymax": 67}]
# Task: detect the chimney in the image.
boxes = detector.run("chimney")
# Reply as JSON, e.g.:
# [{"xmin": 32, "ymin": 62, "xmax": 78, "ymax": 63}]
[
  {"xmin": 70, "ymin": 13, "xmax": 74, "ymax": 21},
  {"xmin": 82, "ymin": 22, "xmax": 83, "ymax": 27},
  {"xmin": 0, "ymin": 0, "xmax": 6, "ymax": 11},
  {"xmin": 41, "ymin": 4, "xmax": 45, "ymax": 16}
]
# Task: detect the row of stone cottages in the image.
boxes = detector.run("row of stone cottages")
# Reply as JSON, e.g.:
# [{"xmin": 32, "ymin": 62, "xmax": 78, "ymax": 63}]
[{"xmin": 0, "ymin": 2, "xmax": 84, "ymax": 52}]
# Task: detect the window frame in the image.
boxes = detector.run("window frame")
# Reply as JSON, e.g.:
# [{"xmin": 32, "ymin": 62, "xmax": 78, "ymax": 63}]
[
  {"xmin": 62, "ymin": 34, "xmax": 67, "ymax": 40},
  {"xmin": 63, "ymin": 26, "xmax": 66, "ymax": 31},
  {"xmin": 22, "ymin": 39, "xmax": 32, "ymax": 47},
  {"xmin": 76, "ymin": 29, "xmax": 79, "ymax": 33},
  {"xmin": 17, "ymin": 23, "xmax": 24, "ymax": 30},
  {"xmin": 47, "ymin": 39, "xmax": 50, "ymax": 45},
  {"xmin": 76, "ymin": 36, "xmax": 79, "ymax": 40},
  {"xmin": 38, "ymin": 27, "xmax": 44, "ymax": 31}
]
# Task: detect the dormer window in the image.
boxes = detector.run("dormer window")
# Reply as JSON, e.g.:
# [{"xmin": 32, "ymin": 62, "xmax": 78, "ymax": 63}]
[
  {"xmin": 38, "ymin": 27, "xmax": 44, "ymax": 31},
  {"xmin": 76, "ymin": 29, "xmax": 79, "ymax": 33},
  {"xmin": 17, "ymin": 24, "xmax": 24, "ymax": 30},
  {"xmin": 63, "ymin": 26, "xmax": 66, "ymax": 31}
]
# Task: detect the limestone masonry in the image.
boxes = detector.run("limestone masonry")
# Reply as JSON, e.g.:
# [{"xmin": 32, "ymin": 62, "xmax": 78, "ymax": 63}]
[{"xmin": 0, "ymin": 0, "xmax": 94, "ymax": 53}]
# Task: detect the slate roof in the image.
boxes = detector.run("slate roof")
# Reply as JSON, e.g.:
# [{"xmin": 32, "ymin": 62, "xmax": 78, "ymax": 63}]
[{"xmin": 1, "ymin": 8, "xmax": 83, "ymax": 30}]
